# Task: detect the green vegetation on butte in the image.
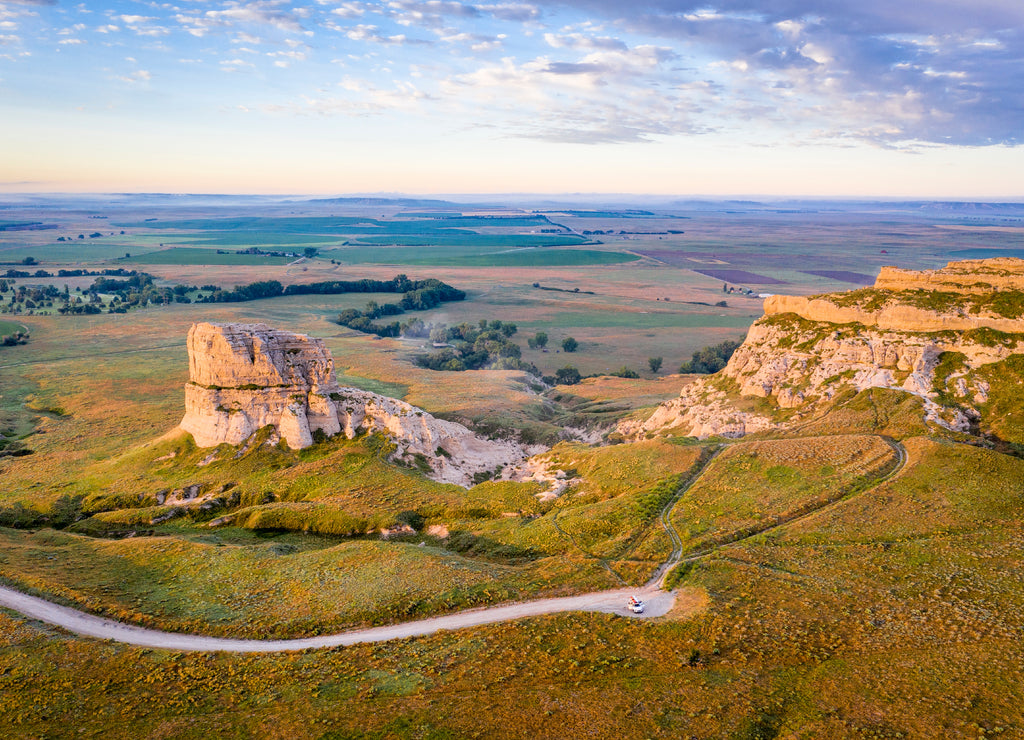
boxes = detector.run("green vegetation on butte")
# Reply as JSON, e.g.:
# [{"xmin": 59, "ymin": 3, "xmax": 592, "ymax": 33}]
[{"xmin": 1, "ymin": 198, "xmax": 1024, "ymax": 738}]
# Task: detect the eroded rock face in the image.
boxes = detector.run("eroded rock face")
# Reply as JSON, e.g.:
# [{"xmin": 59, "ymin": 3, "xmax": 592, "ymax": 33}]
[
  {"xmin": 181, "ymin": 323, "xmax": 340, "ymax": 450},
  {"xmin": 180, "ymin": 322, "xmax": 538, "ymax": 487},
  {"xmin": 621, "ymin": 259, "xmax": 1023, "ymax": 440}
]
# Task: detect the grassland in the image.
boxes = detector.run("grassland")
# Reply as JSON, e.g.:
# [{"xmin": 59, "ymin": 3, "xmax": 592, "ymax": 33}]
[
  {"xmin": 0, "ymin": 319, "xmax": 26, "ymax": 336},
  {"xmin": 3, "ymin": 198, "xmax": 1024, "ymax": 738},
  {"xmin": 2, "ymin": 435, "xmax": 1022, "ymax": 738}
]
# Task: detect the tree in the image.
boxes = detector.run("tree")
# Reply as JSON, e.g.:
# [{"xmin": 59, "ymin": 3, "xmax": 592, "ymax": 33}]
[
  {"xmin": 679, "ymin": 338, "xmax": 742, "ymax": 374},
  {"xmin": 21, "ymin": 257, "xmax": 36, "ymax": 266},
  {"xmin": 562, "ymin": 336, "xmax": 578, "ymax": 353},
  {"xmin": 303, "ymin": 247, "xmax": 319, "ymax": 259},
  {"xmin": 648, "ymin": 356, "xmax": 663, "ymax": 373},
  {"xmin": 534, "ymin": 331, "xmax": 548, "ymax": 349},
  {"xmin": 555, "ymin": 366, "xmax": 581, "ymax": 385}
]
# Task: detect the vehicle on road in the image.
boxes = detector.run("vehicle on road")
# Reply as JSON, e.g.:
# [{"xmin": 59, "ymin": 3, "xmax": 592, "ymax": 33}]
[{"xmin": 628, "ymin": 597, "xmax": 644, "ymax": 614}]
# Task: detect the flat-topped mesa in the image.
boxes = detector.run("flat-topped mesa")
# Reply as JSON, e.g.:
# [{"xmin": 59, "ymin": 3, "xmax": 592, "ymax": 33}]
[
  {"xmin": 875, "ymin": 258, "xmax": 1024, "ymax": 294},
  {"xmin": 764, "ymin": 257, "xmax": 1024, "ymax": 334},
  {"xmin": 179, "ymin": 322, "xmax": 536, "ymax": 487},
  {"xmin": 621, "ymin": 258, "xmax": 1024, "ymax": 441}
]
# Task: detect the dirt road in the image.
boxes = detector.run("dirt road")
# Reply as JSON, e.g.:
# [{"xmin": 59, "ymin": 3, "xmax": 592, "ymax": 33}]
[{"xmin": 0, "ymin": 584, "xmax": 674, "ymax": 653}]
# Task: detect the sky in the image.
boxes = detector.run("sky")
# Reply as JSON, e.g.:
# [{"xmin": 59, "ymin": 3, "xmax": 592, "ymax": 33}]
[{"xmin": 1, "ymin": 0, "xmax": 1022, "ymax": 197}]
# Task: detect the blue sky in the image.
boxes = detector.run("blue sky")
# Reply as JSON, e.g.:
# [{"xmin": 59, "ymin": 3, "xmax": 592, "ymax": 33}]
[{"xmin": 1, "ymin": 0, "xmax": 1022, "ymax": 196}]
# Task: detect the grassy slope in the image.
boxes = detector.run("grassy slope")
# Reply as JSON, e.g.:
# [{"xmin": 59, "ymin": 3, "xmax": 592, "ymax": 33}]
[{"xmin": 2, "ymin": 440, "xmax": 1022, "ymax": 739}]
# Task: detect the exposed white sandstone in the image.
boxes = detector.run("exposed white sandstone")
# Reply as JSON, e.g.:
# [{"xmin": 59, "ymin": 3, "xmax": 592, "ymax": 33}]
[
  {"xmin": 621, "ymin": 259, "xmax": 1024, "ymax": 440},
  {"xmin": 180, "ymin": 322, "xmax": 539, "ymax": 488}
]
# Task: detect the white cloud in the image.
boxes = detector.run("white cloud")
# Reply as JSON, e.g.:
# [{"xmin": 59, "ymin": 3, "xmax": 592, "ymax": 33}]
[
  {"xmin": 544, "ymin": 32, "xmax": 627, "ymax": 51},
  {"xmin": 115, "ymin": 69, "xmax": 152, "ymax": 83},
  {"xmin": 331, "ymin": 2, "xmax": 366, "ymax": 19}
]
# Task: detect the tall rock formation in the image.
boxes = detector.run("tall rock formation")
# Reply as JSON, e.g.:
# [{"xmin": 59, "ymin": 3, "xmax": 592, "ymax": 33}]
[
  {"xmin": 181, "ymin": 322, "xmax": 341, "ymax": 450},
  {"xmin": 180, "ymin": 322, "xmax": 536, "ymax": 487},
  {"xmin": 620, "ymin": 258, "xmax": 1024, "ymax": 440}
]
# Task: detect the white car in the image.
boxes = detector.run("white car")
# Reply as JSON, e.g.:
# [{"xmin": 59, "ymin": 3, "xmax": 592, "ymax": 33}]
[{"xmin": 628, "ymin": 599, "xmax": 645, "ymax": 614}]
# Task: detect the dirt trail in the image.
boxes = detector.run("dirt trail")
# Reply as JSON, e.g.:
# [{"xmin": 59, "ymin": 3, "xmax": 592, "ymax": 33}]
[{"xmin": 0, "ymin": 585, "xmax": 675, "ymax": 653}]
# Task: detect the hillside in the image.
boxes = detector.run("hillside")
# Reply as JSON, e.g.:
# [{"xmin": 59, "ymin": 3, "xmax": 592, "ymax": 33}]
[{"xmin": 621, "ymin": 258, "xmax": 1024, "ymax": 446}]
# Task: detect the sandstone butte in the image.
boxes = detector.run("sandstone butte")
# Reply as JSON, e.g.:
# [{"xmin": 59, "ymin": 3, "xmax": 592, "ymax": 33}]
[
  {"xmin": 620, "ymin": 258, "xmax": 1024, "ymax": 440},
  {"xmin": 179, "ymin": 322, "xmax": 534, "ymax": 488},
  {"xmin": 765, "ymin": 257, "xmax": 1024, "ymax": 333}
]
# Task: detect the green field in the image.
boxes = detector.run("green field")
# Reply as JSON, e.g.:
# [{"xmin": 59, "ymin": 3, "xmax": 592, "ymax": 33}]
[
  {"xmin": 0, "ymin": 320, "xmax": 26, "ymax": 336},
  {"xmin": 122, "ymin": 248, "xmax": 296, "ymax": 265},
  {"xmin": 324, "ymin": 245, "xmax": 636, "ymax": 266}
]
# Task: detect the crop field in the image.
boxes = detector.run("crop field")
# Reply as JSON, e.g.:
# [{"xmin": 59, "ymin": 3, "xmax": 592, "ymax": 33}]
[
  {"xmin": 321, "ymin": 244, "xmax": 636, "ymax": 266},
  {"xmin": 123, "ymin": 248, "xmax": 296, "ymax": 265}
]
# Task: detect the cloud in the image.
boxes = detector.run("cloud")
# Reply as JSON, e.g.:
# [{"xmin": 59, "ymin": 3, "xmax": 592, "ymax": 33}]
[
  {"xmin": 345, "ymin": 23, "xmax": 428, "ymax": 45},
  {"xmin": 205, "ymin": 2, "xmax": 306, "ymax": 33},
  {"xmin": 438, "ymin": 30, "xmax": 506, "ymax": 51},
  {"xmin": 267, "ymin": 78, "xmax": 433, "ymax": 115},
  {"xmin": 544, "ymin": 32, "xmax": 627, "ymax": 51},
  {"xmin": 478, "ymin": 3, "xmax": 540, "ymax": 22},
  {"xmin": 442, "ymin": 42, "xmax": 686, "ymax": 142},
  {"xmin": 331, "ymin": 2, "xmax": 367, "ymax": 19},
  {"xmin": 115, "ymin": 69, "xmax": 152, "ymax": 83},
  {"xmin": 527, "ymin": 0, "xmax": 1024, "ymax": 146}
]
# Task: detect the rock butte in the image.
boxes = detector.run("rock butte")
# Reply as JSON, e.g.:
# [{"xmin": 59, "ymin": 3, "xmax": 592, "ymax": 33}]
[
  {"xmin": 180, "ymin": 322, "xmax": 535, "ymax": 488},
  {"xmin": 621, "ymin": 258, "xmax": 1024, "ymax": 440}
]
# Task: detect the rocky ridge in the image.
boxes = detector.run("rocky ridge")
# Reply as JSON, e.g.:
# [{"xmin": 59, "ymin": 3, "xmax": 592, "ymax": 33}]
[
  {"xmin": 621, "ymin": 258, "xmax": 1024, "ymax": 439},
  {"xmin": 180, "ymin": 322, "xmax": 537, "ymax": 487}
]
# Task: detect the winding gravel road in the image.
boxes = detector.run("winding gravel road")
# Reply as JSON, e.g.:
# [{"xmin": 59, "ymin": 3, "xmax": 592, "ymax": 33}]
[{"xmin": 0, "ymin": 584, "xmax": 675, "ymax": 653}]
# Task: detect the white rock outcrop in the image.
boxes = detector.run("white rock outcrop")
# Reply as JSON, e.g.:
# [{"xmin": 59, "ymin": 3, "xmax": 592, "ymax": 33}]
[
  {"xmin": 620, "ymin": 259, "xmax": 1024, "ymax": 440},
  {"xmin": 180, "ymin": 322, "xmax": 537, "ymax": 487}
]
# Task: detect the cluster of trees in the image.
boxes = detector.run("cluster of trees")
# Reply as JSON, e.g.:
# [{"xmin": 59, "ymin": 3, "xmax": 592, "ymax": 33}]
[
  {"xmin": 2, "ymin": 282, "xmax": 63, "ymax": 314},
  {"xmin": 413, "ymin": 320, "xmax": 537, "ymax": 372},
  {"xmin": 1, "ymin": 329, "xmax": 29, "ymax": 346},
  {"xmin": 78, "ymin": 274, "xmax": 196, "ymax": 313},
  {"xmin": 525, "ymin": 331, "xmax": 578, "ymax": 353},
  {"xmin": 198, "ymin": 279, "xmax": 284, "ymax": 303},
  {"xmin": 679, "ymin": 338, "xmax": 743, "ymax": 374},
  {"xmin": 1, "ymin": 269, "xmax": 204, "ymax": 316},
  {"xmin": 4, "ymin": 269, "xmax": 53, "ymax": 279},
  {"xmin": 3, "ymin": 268, "xmax": 140, "ymax": 280},
  {"xmin": 333, "ymin": 277, "xmax": 466, "ymax": 337}
]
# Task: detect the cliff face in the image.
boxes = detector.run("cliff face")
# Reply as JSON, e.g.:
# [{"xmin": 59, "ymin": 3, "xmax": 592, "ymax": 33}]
[
  {"xmin": 875, "ymin": 258, "xmax": 1024, "ymax": 293},
  {"xmin": 180, "ymin": 322, "xmax": 535, "ymax": 487},
  {"xmin": 621, "ymin": 258, "xmax": 1024, "ymax": 440},
  {"xmin": 181, "ymin": 323, "xmax": 341, "ymax": 450}
]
